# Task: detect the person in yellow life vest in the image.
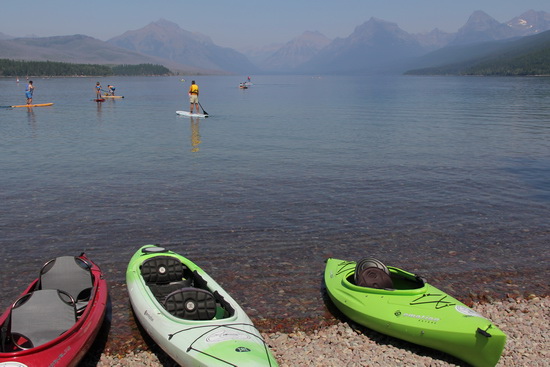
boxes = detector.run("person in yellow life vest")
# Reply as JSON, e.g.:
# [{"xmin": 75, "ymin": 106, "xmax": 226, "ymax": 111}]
[{"xmin": 188, "ymin": 80, "xmax": 199, "ymax": 114}]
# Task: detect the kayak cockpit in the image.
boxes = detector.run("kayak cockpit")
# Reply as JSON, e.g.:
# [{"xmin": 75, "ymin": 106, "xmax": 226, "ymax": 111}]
[
  {"xmin": 1, "ymin": 255, "xmax": 96, "ymax": 351},
  {"xmin": 388, "ymin": 267, "xmax": 427, "ymax": 290},
  {"xmin": 342, "ymin": 258, "xmax": 427, "ymax": 295},
  {"xmin": 140, "ymin": 255, "xmax": 235, "ymax": 321}
]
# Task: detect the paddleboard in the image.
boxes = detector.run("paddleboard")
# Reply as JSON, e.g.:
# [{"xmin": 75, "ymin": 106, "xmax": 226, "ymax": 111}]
[
  {"xmin": 11, "ymin": 103, "xmax": 54, "ymax": 108},
  {"xmin": 176, "ymin": 110, "xmax": 208, "ymax": 118},
  {"xmin": 94, "ymin": 99, "xmax": 105, "ymax": 102},
  {"xmin": 103, "ymin": 95, "xmax": 124, "ymax": 99}
]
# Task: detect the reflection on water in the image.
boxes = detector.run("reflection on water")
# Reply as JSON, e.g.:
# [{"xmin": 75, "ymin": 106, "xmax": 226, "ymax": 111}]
[
  {"xmin": 190, "ymin": 117, "xmax": 201, "ymax": 152},
  {"xmin": 26, "ymin": 107, "xmax": 36, "ymax": 125},
  {"xmin": 96, "ymin": 100, "xmax": 102, "ymax": 120}
]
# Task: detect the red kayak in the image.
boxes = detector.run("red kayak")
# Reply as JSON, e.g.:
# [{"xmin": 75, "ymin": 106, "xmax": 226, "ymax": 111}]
[{"xmin": 0, "ymin": 253, "xmax": 108, "ymax": 367}]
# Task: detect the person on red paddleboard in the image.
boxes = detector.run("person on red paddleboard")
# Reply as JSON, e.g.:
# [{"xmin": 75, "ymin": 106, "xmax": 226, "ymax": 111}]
[{"xmin": 95, "ymin": 82, "xmax": 102, "ymax": 99}]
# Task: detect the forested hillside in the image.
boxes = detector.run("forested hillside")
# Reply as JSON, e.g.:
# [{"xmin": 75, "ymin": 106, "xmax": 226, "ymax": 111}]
[
  {"xmin": 406, "ymin": 30, "xmax": 550, "ymax": 76},
  {"xmin": 464, "ymin": 47, "xmax": 550, "ymax": 75},
  {"xmin": 0, "ymin": 59, "xmax": 171, "ymax": 77}
]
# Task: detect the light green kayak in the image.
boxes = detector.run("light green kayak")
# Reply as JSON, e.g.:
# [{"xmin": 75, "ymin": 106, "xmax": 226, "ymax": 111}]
[
  {"xmin": 126, "ymin": 245, "xmax": 278, "ymax": 366},
  {"xmin": 324, "ymin": 258, "xmax": 506, "ymax": 367}
]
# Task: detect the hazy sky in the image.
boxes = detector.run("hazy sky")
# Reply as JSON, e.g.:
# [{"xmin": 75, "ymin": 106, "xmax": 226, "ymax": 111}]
[{"xmin": 1, "ymin": 0, "xmax": 548, "ymax": 50}]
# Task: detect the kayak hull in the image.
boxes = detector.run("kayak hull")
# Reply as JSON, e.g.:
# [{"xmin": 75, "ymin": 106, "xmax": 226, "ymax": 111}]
[
  {"xmin": 176, "ymin": 110, "xmax": 208, "ymax": 118},
  {"xmin": 126, "ymin": 245, "xmax": 278, "ymax": 366},
  {"xmin": 0, "ymin": 254, "xmax": 108, "ymax": 367},
  {"xmin": 324, "ymin": 258, "xmax": 506, "ymax": 367}
]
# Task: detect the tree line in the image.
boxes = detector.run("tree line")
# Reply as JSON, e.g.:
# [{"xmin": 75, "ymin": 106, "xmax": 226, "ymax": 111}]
[
  {"xmin": 405, "ymin": 34, "xmax": 550, "ymax": 77},
  {"xmin": 111, "ymin": 63, "xmax": 171, "ymax": 76},
  {"xmin": 462, "ymin": 48, "xmax": 550, "ymax": 76},
  {"xmin": 0, "ymin": 59, "xmax": 172, "ymax": 77}
]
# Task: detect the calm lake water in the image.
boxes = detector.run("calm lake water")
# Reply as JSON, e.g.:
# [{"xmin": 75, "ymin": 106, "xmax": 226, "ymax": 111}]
[{"xmin": 1, "ymin": 75, "xmax": 549, "ymax": 342}]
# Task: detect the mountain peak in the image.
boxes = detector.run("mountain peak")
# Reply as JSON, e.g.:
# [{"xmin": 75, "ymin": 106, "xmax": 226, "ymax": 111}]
[
  {"xmin": 349, "ymin": 17, "xmax": 417, "ymax": 45},
  {"xmin": 151, "ymin": 18, "xmax": 179, "ymax": 27},
  {"xmin": 452, "ymin": 10, "xmax": 514, "ymax": 45},
  {"xmin": 259, "ymin": 31, "xmax": 330, "ymax": 71},
  {"xmin": 506, "ymin": 10, "xmax": 550, "ymax": 35},
  {"xmin": 136, "ymin": 19, "xmax": 212, "ymax": 44},
  {"xmin": 359, "ymin": 17, "xmax": 401, "ymax": 31},
  {"xmin": 298, "ymin": 17, "xmax": 425, "ymax": 74},
  {"xmin": 414, "ymin": 28, "xmax": 453, "ymax": 49},
  {"xmin": 108, "ymin": 19, "xmax": 257, "ymax": 73},
  {"xmin": 291, "ymin": 31, "xmax": 331, "ymax": 47},
  {"xmin": 461, "ymin": 10, "xmax": 501, "ymax": 31}
]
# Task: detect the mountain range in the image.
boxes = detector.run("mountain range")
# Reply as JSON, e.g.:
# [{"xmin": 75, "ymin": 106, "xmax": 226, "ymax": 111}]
[
  {"xmin": 406, "ymin": 28, "xmax": 550, "ymax": 75},
  {"xmin": 0, "ymin": 34, "xmax": 206, "ymax": 74},
  {"xmin": 107, "ymin": 19, "xmax": 258, "ymax": 74},
  {"xmin": 0, "ymin": 10, "xmax": 549, "ymax": 75},
  {"xmin": 296, "ymin": 18, "xmax": 427, "ymax": 75}
]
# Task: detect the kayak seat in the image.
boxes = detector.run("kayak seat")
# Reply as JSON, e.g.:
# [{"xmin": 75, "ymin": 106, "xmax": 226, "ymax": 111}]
[
  {"xmin": 164, "ymin": 288, "xmax": 217, "ymax": 320},
  {"xmin": 7, "ymin": 289, "xmax": 76, "ymax": 350},
  {"xmin": 183, "ymin": 271, "xmax": 236, "ymax": 318},
  {"xmin": 141, "ymin": 256, "xmax": 190, "ymax": 284},
  {"xmin": 39, "ymin": 256, "xmax": 94, "ymax": 313},
  {"xmin": 355, "ymin": 258, "xmax": 393, "ymax": 289},
  {"xmin": 141, "ymin": 256, "xmax": 193, "ymax": 303}
]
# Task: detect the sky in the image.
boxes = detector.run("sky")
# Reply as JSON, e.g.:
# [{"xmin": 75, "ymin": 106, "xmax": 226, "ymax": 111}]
[{"xmin": 1, "ymin": 0, "xmax": 549, "ymax": 50}]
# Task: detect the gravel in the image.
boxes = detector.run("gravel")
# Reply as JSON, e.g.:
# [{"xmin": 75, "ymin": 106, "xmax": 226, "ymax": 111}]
[{"xmin": 89, "ymin": 295, "xmax": 548, "ymax": 367}]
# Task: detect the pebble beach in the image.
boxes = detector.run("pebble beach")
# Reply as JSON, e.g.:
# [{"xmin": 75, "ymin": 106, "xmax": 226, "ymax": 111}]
[{"xmin": 85, "ymin": 295, "xmax": 548, "ymax": 367}]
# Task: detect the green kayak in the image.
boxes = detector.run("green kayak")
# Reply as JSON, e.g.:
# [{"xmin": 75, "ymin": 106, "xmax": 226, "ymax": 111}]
[
  {"xmin": 126, "ymin": 245, "xmax": 278, "ymax": 366},
  {"xmin": 324, "ymin": 258, "xmax": 506, "ymax": 367}
]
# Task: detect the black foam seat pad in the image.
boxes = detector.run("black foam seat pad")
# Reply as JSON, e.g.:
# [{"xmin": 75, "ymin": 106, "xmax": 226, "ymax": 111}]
[{"xmin": 164, "ymin": 288, "xmax": 217, "ymax": 320}]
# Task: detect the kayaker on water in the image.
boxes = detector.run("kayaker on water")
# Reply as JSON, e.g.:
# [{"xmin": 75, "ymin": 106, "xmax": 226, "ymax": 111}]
[
  {"xmin": 25, "ymin": 80, "xmax": 34, "ymax": 104},
  {"xmin": 188, "ymin": 80, "xmax": 199, "ymax": 114}
]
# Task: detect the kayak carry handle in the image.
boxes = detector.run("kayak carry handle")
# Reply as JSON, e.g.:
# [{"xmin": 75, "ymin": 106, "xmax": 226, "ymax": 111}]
[{"xmin": 477, "ymin": 327, "xmax": 492, "ymax": 338}]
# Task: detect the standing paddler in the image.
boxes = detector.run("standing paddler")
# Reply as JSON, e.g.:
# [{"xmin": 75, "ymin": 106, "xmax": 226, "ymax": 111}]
[
  {"xmin": 25, "ymin": 80, "xmax": 34, "ymax": 104},
  {"xmin": 188, "ymin": 80, "xmax": 200, "ymax": 114}
]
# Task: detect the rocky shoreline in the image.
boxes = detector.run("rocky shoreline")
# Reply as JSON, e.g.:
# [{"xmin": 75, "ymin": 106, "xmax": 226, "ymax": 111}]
[{"xmin": 84, "ymin": 295, "xmax": 548, "ymax": 366}]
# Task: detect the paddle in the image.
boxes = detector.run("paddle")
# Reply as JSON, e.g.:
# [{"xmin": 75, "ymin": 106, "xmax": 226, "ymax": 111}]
[
  {"xmin": 0, "ymin": 105, "xmax": 13, "ymax": 108},
  {"xmin": 198, "ymin": 102, "xmax": 209, "ymax": 116}
]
